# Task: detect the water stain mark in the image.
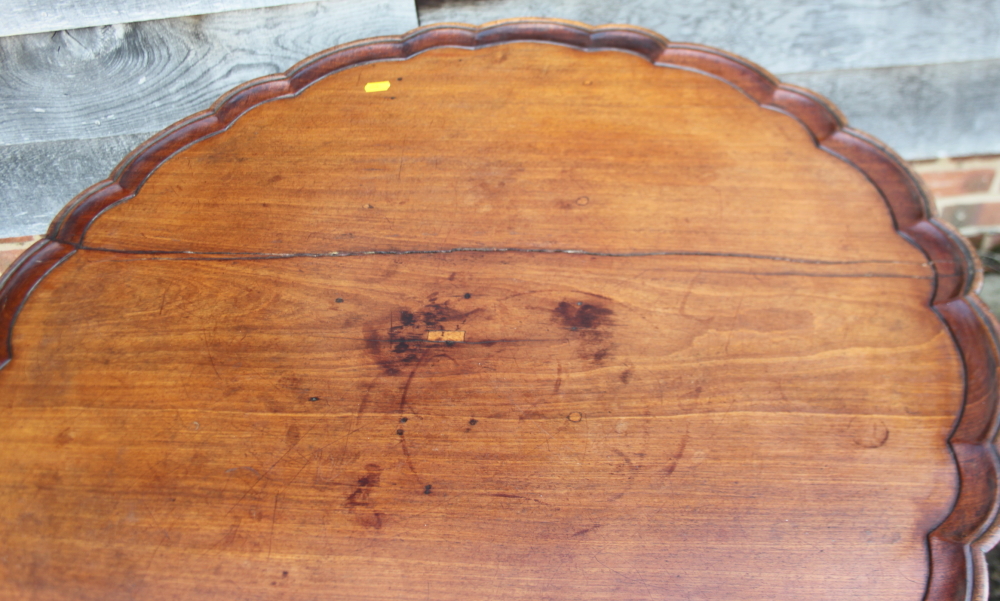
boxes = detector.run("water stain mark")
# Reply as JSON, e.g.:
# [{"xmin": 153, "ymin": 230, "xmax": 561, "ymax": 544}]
[
  {"xmin": 553, "ymin": 300, "xmax": 615, "ymax": 364},
  {"xmin": 554, "ymin": 301, "xmax": 613, "ymax": 329},
  {"xmin": 346, "ymin": 464, "xmax": 385, "ymax": 530},
  {"xmin": 850, "ymin": 418, "xmax": 890, "ymax": 449}
]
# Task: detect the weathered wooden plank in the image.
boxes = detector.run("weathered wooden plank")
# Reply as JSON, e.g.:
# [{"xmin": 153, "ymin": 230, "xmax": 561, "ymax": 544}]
[
  {"xmin": 416, "ymin": 0, "xmax": 1000, "ymax": 73},
  {"xmin": 0, "ymin": 0, "xmax": 419, "ymax": 145},
  {"xmin": 0, "ymin": 133, "xmax": 150, "ymax": 238},
  {"xmin": 784, "ymin": 59, "xmax": 1000, "ymax": 160},
  {"xmin": 6, "ymin": 57, "xmax": 998, "ymax": 240},
  {"xmin": 0, "ymin": 0, "xmax": 330, "ymax": 38}
]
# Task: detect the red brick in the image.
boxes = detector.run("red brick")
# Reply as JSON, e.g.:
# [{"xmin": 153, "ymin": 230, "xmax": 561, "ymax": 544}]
[{"xmin": 921, "ymin": 169, "xmax": 994, "ymax": 197}]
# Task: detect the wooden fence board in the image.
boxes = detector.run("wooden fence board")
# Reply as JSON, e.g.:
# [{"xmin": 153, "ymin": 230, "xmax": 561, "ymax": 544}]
[
  {"xmin": 0, "ymin": 0, "xmax": 419, "ymax": 145},
  {"xmin": 2, "ymin": 0, "xmax": 327, "ymax": 37},
  {"xmin": 0, "ymin": 133, "xmax": 150, "ymax": 238},
  {"xmin": 417, "ymin": 0, "xmax": 1000, "ymax": 72},
  {"xmin": 785, "ymin": 59, "xmax": 1000, "ymax": 161}
]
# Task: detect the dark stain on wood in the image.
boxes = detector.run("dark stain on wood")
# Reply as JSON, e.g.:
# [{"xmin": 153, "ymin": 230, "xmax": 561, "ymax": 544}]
[
  {"xmin": 850, "ymin": 418, "xmax": 891, "ymax": 449},
  {"xmin": 365, "ymin": 299, "xmax": 481, "ymax": 376},
  {"xmin": 0, "ymin": 20, "xmax": 993, "ymax": 600},
  {"xmin": 285, "ymin": 424, "xmax": 300, "ymax": 447},
  {"xmin": 54, "ymin": 428, "xmax": 73, "ymax": 445},
  {"xmin": 346, "ymin": 464, "xmax": 382, "ymax": 509},
  {"xmin": 553, "ymin": 301, "xmax": 613, "ymax": 330},
  {"xmin": 572, "ymin": 524, "xmax": 601, "ymax": 537}
]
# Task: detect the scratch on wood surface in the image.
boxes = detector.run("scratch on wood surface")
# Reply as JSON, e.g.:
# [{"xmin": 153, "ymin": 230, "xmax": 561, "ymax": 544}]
[
  {"xmin": 664, "ymin": 429, "xmax": 690, "ymax": 477},
  {"xmin": 224, "ymin": 425, "xmax": 313, "ymax": 516},
  {"xmin": 592, "ymin": 553, "xmax": 655, "ymax": 599},
  {"xmin": 398, "ymin": 349, "xmax": 429, "ymax": 415},
  {"xmin": 492, "ymin": 492, "xmax": 549, "ymax": 505},
  {"xmin": 573, "ymin": 524, "xmax": 602, "ymax": 536},
  {"xmin": 399, "ymin": 435, "xmax": 421, "ymax": 483},
  {"xmin": 724, "ymin": 290, "xmax": 747, "ymax": 356},
  {"xmin": 267, "ymin": 494, "xmax": 279, "ymax": 560}
]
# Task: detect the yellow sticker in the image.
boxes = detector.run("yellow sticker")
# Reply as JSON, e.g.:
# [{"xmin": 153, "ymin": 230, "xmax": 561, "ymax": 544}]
[
  {"xmin": 427, "ymin": 330, "xmax": 465, "ymax": 342},
  {"xmin": 364, "ymin": 81, "xmax": 391, "ymax": 93}
]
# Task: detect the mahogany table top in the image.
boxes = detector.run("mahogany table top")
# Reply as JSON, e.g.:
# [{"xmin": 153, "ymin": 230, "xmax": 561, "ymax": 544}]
[{"xmin": 1, "ymin": 19, "xmax": 998, "ymax": 601}]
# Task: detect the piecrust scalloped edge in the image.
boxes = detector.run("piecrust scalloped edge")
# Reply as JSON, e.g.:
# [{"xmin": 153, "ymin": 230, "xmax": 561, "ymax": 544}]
[{"xmin": 0, "ymin": 18, "xmax": 996, "ymax": 601}]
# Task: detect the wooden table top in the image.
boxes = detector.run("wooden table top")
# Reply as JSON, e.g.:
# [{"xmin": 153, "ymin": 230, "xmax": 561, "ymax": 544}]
[{"xmin": 1, "ymin": 19, "xmax": 998, "ymax": 601}]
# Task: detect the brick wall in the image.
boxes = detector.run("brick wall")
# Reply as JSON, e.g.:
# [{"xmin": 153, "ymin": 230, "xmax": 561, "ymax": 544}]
[
  {"xmin": 3, "ymin": 157, "xmax": 1000, "ymax": 276},
  {"xmin": 910, "ymin": 156, "xmax": 1000, "ymax": 254}
]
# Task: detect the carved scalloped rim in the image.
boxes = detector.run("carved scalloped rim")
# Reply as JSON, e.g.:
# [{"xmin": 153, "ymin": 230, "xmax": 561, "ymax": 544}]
[{"xmin": 1, "ymin": 18, "xmax": 997, "ymax": 600}]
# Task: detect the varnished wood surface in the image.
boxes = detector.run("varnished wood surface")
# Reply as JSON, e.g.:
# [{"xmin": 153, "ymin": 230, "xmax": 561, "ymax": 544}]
[{"xmin": 1, "ymin": 20, "xmax": 998, "ymax": 600}]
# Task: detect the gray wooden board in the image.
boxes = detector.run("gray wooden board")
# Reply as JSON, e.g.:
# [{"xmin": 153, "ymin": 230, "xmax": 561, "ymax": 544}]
[
  {"xmin": 416, "ymin": 0, "xmax": 1000, "ymax": 73},
  {"xmin": 2, "ymin": 0, "xmax": 325, "ymax": 38},
  {"xmin": 3, "ymin": 0, "xmax": 998, "ymax": 237},
  {"xmin": 784, "ymin": 59, "xmax": 1000, "ymax": 161},
  {"xmin": 3, "ymin": 59, "xmax": 999, "ymax": 239},
  {"xmin": 0, "ymin": 133, "xmax": 151, "ymax": 238},
  {"xmin": 0, "ymin": 0, "xmax": 419, "ymax": 145},
  {"xmin": 417, "ymin": 0, "xmax": 1000, "ymax": 161}
]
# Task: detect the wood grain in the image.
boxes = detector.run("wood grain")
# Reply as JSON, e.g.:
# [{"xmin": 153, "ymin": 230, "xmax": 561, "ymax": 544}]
[
  {"xmin": 416, "ymin": 0, "xmax": 1000, "ymax": 72},
  {"xmin": 417, "ymin": 0, "xmax": 1000, "ymax": 160},
  {"xmin": 0, "ymin": 0, "xmax": 417, "ymax": 238},
  {"xmin": 1, "ymin": 19, "xmax": 997, "ymax": 600},
  {"xmin": 783, "ymin": 58, "xmax": 1000, "ymax": 160},
  {"xmin": 74, "ymin": 44, "xmax": 924, "ymax": 261},
  {"xmin": 0, "ymin": 251, "xmax": 962, "ymax": 600},
  {"xmin": 0, "ymin": 0, "xmax": 418, "ymax": 145},
  {"xmin": 0, "ymin": 134, "xmax": 150, "ymax": 238},
  {"xmin": 1, "ymin": 0, "xmax": 349, "ymax": 37}
]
